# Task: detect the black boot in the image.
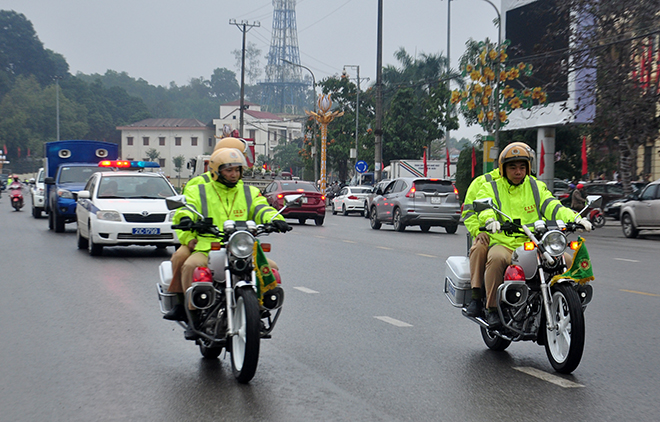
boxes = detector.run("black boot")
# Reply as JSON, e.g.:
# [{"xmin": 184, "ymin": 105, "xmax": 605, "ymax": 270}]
[
  {"xmin": 163, "ymin": 304, "xmax": 186, "ymax": 321},
  {"xmin": 464, "ymin": 299, "xmax": 483, "ymax": 317},
  {"xmin": 486, "ymin": 309, "xmax": 502, "ymax": 329}
]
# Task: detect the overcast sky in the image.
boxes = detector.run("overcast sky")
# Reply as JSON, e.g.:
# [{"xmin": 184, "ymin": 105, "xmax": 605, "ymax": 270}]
[{"xmin": 3, "ymin": 0, "xmax": 505, "ymax": 141}]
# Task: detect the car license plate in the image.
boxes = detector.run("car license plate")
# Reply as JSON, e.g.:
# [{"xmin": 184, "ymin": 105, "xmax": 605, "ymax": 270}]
[
  {"xmin": 431, "ymin": 197, "xmax": 443, "ymax": 204},
  {"xmin": 302, "ymin": 197, "xmax": 308, "ymax": 203},
  {"xmin": 133, "ymin": 227, "xmax": 160, "ymax": 235}
]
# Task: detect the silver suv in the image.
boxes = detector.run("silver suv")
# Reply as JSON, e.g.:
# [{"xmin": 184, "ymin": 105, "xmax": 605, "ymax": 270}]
[
  {"xmin": 369, "ymin": 177, "xmax": 461, "ymax": 233},
  {"xmin": 620, "ymin": 179, "xmax": 660, "ymax": 238}
]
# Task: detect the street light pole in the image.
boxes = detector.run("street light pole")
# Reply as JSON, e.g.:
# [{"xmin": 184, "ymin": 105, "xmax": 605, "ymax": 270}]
[
  {"xmin": 229, "ymin": 19, "xmax": 260, "ymax": 137},
  {"xmin": 282, "ymin": 59, "xmax": 318, "ymax": 182},
  {"xmin": 480, "ymin": 0, "xmax": 502, "ymax": 146},
  {"xmin": 54, "ymin": 76, "xmax": 62, "ymax": 142}
]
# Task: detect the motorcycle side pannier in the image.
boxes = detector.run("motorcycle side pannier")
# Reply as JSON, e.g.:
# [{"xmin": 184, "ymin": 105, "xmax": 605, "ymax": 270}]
[
  {"xmin": 157, "ymin": 261, "xmax": 179, "ymax": 313},
  {"xmin": 444, "ymin": 256, "xmax": 471, "ymax": 307}
]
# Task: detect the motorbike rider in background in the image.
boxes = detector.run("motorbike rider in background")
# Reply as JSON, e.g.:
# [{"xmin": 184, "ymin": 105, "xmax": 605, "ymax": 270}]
[
  {"xmin": 461, "ymin": 168, "xmax": 500, "ymax": 317},
  {"xmin": 476, "ymin": 142, "xmax": 592, "ymax": 328},
  {"xmin": 571, "ymin": 183, "xmax": 586, "ymax": 211},
  {"xmin": 164, "ymin": 148, "xmax": 290, "ymax": 337}
]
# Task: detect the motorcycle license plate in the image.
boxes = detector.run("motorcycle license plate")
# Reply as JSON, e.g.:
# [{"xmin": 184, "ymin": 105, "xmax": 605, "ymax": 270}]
[
  {"xmin": 430, "ymin": 197, "xmax": 443, "ymax": 204},
  {"xmin": 133, "ymin": 227, "xmax": 160, "ymax": 235}
]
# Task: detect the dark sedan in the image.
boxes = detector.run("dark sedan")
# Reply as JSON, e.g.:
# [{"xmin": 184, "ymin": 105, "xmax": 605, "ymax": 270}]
[{"xmin": 262, "ymin": 180, "xmax": 326, "ymax": 226}]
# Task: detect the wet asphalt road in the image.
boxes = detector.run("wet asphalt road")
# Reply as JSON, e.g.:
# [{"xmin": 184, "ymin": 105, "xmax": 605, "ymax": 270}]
[{"xmin": 1, "ymin": 203, "xmax": 659, "ymax": 421}]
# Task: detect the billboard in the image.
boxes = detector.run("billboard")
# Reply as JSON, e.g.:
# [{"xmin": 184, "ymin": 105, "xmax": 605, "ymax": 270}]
[{"xmin": 502, "ymin": 0, "xmax": 595, "ymax": 129}]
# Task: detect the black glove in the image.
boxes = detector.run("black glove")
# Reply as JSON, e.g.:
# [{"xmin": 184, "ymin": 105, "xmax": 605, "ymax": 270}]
[
  {"xmin": 272, "ymin": 220, "xmax": 291, "ymax": 233},
  {"xmin": 178, "ymin": 217, "xmax": 194, "ymax": 229}
]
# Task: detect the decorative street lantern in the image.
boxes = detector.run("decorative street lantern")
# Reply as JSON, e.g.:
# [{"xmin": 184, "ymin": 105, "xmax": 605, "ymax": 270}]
[{"xmin": 305, "ymin": 94, "xmax": 343, "ymax": 194}]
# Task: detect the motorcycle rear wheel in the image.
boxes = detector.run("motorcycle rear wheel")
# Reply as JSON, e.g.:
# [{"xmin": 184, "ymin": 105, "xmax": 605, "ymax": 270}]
[
  {"xmin": 544, "ymin": 283, "xmax": 585, "ymax": 374},
  {"xmin": 480, "ymin": 326, "xmax": 511, "ymax": 351},
  {"xmin": 198, "ymin": 340, "xmax": 223, "ymax": 359},
  {"xmin": 229, "ymin": 287, "xmax": 261, "ymax": 383}
]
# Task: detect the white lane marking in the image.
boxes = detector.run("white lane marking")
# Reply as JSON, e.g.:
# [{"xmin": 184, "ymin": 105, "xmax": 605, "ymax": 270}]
[
  {"xmin": 314, "ymin": 235, "xmax": 326, "ymax": 239},
  {"xmin": 376, "ymin": 246, "xmax": 393, "ymax": 250},
  {"xmin": 294, "ymin": 287, "xmax": 319, "ymax": 294},
  {"xmin": 342, "ymin": 240, "xmax": 356, "ymax": 244},
  {"xmin": 374, "ymin": 316, "xmax": 413, "ymax": 327},
  {"xmin": 614, "ymin": 258, "xmax": 640, "ymax": 263},
  {"xmin": 417, "ymin": 253, "xmax": 437, "ymax": 258},
  {"xmin": 514, "ymin": 367, "xmax": 584, "ymax": 388}
]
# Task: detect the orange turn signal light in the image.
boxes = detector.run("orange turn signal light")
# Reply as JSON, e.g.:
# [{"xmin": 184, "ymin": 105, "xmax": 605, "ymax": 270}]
[
  {"xmin": 523, "ymin": 242, "xmax": 536, "ymax": 251},
  {"xmin": 261, "ymin": 243, "xmax": 271, "ymax": 252}
]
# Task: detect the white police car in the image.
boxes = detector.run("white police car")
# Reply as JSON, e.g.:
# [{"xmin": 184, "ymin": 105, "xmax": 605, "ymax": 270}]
[{"xmin": 75, "ymin": 160, "xmax": 179, "ymax": 256}]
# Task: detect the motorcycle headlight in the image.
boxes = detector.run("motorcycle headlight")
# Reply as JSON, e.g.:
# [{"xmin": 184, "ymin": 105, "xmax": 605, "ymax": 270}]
[
  {"xmin": 97, "ymin": 210, "xmax": 121, "ymax": 221},
  {"xmin": 541, "ymin": 230, "xmax": 567, "ymax": 257},
  {"xmin": 227, "ymin": 231, "xmax": 255, "ymax": 259}
]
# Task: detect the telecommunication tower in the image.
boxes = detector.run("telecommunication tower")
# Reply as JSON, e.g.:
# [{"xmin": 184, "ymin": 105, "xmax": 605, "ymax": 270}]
[{"xmin": 260, "ymin": 0, "xmax": 308, "ymax": 114}]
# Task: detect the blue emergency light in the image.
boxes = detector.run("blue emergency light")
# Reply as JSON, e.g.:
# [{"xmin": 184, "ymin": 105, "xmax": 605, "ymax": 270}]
[{"xmin": 98, "ymin": 160, "xmax": 160, "ymax": 169}]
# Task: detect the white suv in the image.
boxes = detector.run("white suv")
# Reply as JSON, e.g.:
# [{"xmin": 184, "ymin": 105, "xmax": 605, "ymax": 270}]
[{"xmin": 30, "ymin": 167, "xmax": 46, "ymax": 218}]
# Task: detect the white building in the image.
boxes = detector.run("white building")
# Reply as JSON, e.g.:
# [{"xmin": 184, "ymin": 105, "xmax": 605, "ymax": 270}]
[
  {"xmin": 213, "ymin": 100, "xmax": 304, "ymax": 159},
  {"xmin": 116, "ymin": 118, "xmax": 214, "ymax": 179}
]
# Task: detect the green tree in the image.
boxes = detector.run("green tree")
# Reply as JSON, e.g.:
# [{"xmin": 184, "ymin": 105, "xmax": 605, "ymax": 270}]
[
  {"xmin": 172, "ymin": 154, "xmax": 186, "ymax": 189},
  {"xmin": 0, "ymin": 10, "xmax": 68, "ymax": 94},
  {"xmin": 145, "ymin": 148, "xmax": 160, "ymax": 162},
  {"xmin": 272, "ymin": 137, "xmax": 304, "ymax": 177}
]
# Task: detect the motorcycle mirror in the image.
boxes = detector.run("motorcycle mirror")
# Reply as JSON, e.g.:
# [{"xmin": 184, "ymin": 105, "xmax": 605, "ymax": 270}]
[
  {"xmin": 284, "ymin": 194, "xmax": 303, "ymax": 207},
  {"xmin": 472, "ymin": 198, "xmax": 494, "ymax": 212},
  {"xmin": 165, "ymin": 195, "xmax": 187, "ymax": 210},
  {"xmin": 585, "ymin": 195, "xmax": 602, "ymax": 209}
]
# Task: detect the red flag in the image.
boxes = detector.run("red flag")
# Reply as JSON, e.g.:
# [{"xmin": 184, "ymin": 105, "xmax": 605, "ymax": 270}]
[
  {"xmin": 17, "ymin": 147, "xmax": 21, "ymax": 158},
  {"xmin": 27, "ymin": 147, "xmax": 30, "ymax": 157},
  {"xmin": 581, "ymin": 136, "xmax": 588, "ymax": 176},
  {"xmin": 446, "ymin": 147, "xmax": 451, "ymax": 178},
  {"xmin": 539, "ymin": 143, "xmax": 545, "ymax": 176},
  {"xmin": 423, "ymin": 147, "xmax": 428, "ymax": 177},
  {"xmin": 471, "ymin": 147, "xmax": 476, "ymax": 178},
  {"xmin": 2, "ymin": 144, "xmax": 6, "ymax": 155}
]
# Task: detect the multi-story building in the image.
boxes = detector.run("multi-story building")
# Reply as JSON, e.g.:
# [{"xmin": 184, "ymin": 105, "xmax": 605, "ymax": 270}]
[
  {"xmin": 116, "ymin": 118, "xmax": 214, "ymax": 179},
  {"xmin": 213, "ymin": 100, "xmax": 303, "ymax": 160}
]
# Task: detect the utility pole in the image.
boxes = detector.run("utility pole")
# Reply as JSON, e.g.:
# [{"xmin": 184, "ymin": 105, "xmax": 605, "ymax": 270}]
[
  {"xmin": 343, "ymin": 65, "xmax": 369, "ymax": 181},
  {"xmin": 229, "ymin": 19, "xmax": 260, "ymax": 137},
  {"xmin": 374, "ymin": 0, "xmax": 384, "ymax": 182},
  {"xmin": 54, "ymin": 76, "xmax": 62, "ymax": 142},
  {"xmin": 444, "ymin": 0, "xmax": 451, "ymax": 162}
]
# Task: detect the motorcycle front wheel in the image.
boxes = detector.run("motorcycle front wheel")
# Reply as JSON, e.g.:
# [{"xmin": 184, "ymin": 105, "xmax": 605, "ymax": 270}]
[
  {"xmin": 229, "ymin": 287, "xmax": 261, "ymax": 383},
  {"xmin": 544, "ymin": 283, "xmax": 585, "ymax": 374}
]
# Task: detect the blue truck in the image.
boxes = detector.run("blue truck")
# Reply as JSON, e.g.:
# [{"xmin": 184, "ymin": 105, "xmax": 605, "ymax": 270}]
[{"xmin": 44, "ymin": 140, "xmax": 119, "ymax": 232}]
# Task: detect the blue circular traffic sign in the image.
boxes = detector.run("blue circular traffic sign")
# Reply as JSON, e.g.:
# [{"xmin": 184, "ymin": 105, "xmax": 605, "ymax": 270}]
[{"xmin": 355, "ymin": 160, "xmax": 368, "ymax": 174}]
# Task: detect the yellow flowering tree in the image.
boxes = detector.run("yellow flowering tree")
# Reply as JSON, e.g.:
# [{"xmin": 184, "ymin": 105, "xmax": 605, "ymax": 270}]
[{"xmin": 451, "ymin": 40, "xmax": 547, "ymax": 134}]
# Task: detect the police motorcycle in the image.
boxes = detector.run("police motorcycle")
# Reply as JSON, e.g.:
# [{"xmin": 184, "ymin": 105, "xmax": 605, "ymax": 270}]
[
  {"xmin": 157, "ymin": 194, "xmax": 301, "ymax": 383},
  {"xmin": 444, "ymin": 195, "xmax": 602, "ymax": 374}
]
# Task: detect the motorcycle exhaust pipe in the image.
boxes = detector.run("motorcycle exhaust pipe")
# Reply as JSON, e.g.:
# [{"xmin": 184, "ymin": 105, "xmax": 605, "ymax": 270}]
[
  {"xmin": 262, "ymin": 286, "xmax": 284, "ymax": 310},
  {"xmin": 186, "ymin": 283, "xmax": 216, "ymax": 310},
  {"xmin": 500, "ymin": 281, "xmax": 529, "ymax": 307}
]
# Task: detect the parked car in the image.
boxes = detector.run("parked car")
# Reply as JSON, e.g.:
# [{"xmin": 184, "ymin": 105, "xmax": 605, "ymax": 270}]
[
  {"xmin": 331, "ymin": 186, "xmax": 372, "ymax": 216},
  {"xmin": 369, "ymin": 177, "xmax": 461, "ymax": 233},
  {"xmin": 75, "ymin": 170, "xmax": 179, "ymax": 256},
  {"xmin": 30, "ymin": 167, "xmax": 46, "ymax": 218},
  {"xmin": 603, "ymin": 182, "xmax": 648, "ymax": 219},
  {"xmin": 263, "ymin": 180, "xmax": 326, "ymax": 226},
  {"xmin": 364, "ymin": 179, "xmax": 392, "ymax": 218},
  {"xmin": 620, "ymin": 179, "xmax": 660, "ymax": 238}
]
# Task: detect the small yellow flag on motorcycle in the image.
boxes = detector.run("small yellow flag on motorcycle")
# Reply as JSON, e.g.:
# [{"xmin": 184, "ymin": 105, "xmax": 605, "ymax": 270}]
[
  {"xmin": 253, "ymin": 240, "xmax": 277, "ymax": 305},
  {"xmin": 550, "ymin": 236, "xmax": 594, "ymax": 285}
]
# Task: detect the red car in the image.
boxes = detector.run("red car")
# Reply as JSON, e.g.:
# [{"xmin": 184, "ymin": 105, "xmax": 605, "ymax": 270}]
[{"xmin": 262, "ymin": 180, "xmax": 326, "ymax": 226}]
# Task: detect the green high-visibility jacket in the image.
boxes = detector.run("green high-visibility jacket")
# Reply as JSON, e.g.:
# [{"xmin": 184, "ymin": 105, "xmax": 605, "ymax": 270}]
[
  {"xmin": 462, "ymin": 169, "xmax": 500, "ymax": 239},
  {"xmin": 476, "ymin": 174, "xmax": 578, "ymax": 251},
  {"xmin": 174, "ymin": 179, "xmax": 284, "ymax": 254}
]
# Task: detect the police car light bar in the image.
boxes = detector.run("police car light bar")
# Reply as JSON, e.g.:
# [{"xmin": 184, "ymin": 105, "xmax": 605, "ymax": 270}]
[{"xmin": 99, "ymin": 160, "xmax": 160, "ymax": 168}]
